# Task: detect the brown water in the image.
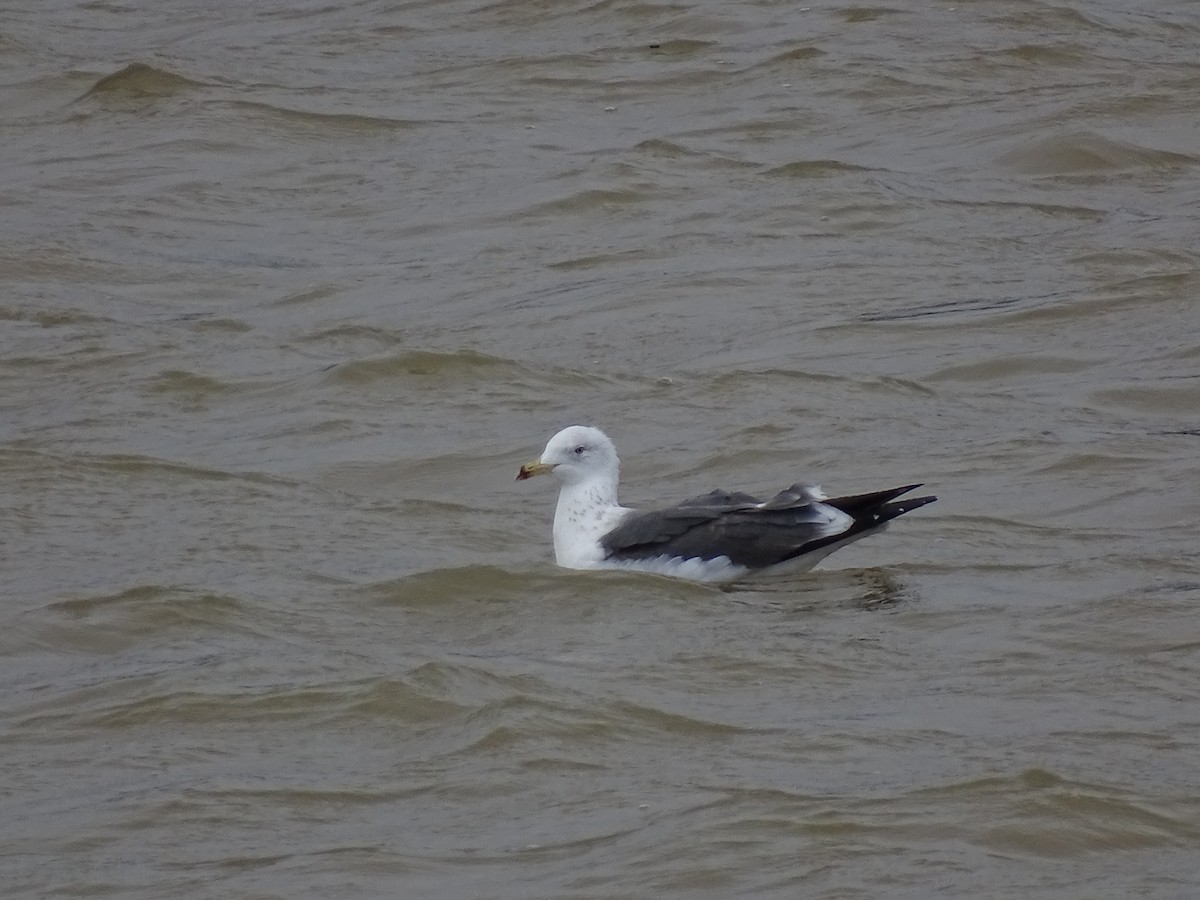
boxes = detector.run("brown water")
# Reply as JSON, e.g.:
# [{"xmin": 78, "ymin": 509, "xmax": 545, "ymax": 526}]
[{"xmin": 3, "ymin": 1, "xmax": 1200, "ymax": 897}]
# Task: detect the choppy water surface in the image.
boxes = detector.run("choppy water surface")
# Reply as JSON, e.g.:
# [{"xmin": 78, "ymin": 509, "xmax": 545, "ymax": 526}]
[{"xmin": 3, "ymin": 1, "xmax": 1200, "ymax": 897}]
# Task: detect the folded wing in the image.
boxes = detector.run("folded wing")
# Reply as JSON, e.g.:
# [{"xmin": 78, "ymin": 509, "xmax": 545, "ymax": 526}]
[{"xmin": 600, "ymin": 483, "xmax": 936, "ymax": 570}]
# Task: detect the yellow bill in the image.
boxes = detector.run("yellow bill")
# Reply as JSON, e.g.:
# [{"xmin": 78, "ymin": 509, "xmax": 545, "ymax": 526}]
[{"xmin": 516, "ymin": 460, "xmax": 556, "ymax": 481}]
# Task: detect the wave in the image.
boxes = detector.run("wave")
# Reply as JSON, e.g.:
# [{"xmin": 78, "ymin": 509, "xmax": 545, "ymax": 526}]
[
  {"xmin": 80, "ymin": 62, "xmax": 205, "ymax": 100},
  {"xmin": 998, "ymin": 131, "xmax": 1199, "ymax": 175}
]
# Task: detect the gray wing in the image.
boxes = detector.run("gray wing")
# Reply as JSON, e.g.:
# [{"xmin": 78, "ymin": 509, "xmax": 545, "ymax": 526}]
[
  {"xmin": 676, "ymin": 489, "xmax": 763, "ymax": 508},
  {"xmin": 599, "ymin": 489, "xmax": 761, "ymax": 554},
  {"xmin": 600, "ymin": 483, "xmax": 935, "ymax": 570}
]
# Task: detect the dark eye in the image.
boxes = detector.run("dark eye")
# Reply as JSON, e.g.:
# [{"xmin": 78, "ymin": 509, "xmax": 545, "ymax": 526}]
[{"xmin": 574, "ymin": 445, "xmax": 586, "ymax": 455}]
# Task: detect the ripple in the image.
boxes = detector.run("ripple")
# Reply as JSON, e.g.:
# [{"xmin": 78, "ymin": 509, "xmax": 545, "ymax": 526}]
[
  {"xmin": 704, "ymin": 367, "xmax": 934, "ymax": 398},
  {"xmin": 513, "ymin": 187, "xmax": 665, "ymax": 219},
  {"xmin": 983, "ymin": 793, "xmax": 1200, "ymax": 855},
  {"xmin": 292, "ymin": 323, "xmax": 405, "ymax": 348},
  {"xmin": 65, "ymin": 675, "xmax": 470, "ymax": 729},
  {"xmin": 1092, "ymin": 383, "xmax": 1200, "ymax": 415},
  {"xmin": 0, "ymin": 304, "xmax": 109, "ymax": 327},
  {"xmin": 360, "ymin": 564, "xmax": 562, "ymax": 607},
  {"xmin": 325, "ymin": 349, "xmax": 524, "ymax": 387},
  {"xmin": 546, "ymin": 247, "xmax": 657, "ymax": 270},
  {"xmin": 645, "ymin": 39, "xmax": 716, "ymax": 57},
  {"xmin": 604, "ymin": 698, "xmax": 769, "ymax": 739},
  {"xmin": 757, "ymin": 45, "xmax": 825, "ymax": 66},
  {"xmin": 145, "ymin": 369, "xmax": 240, "ymax": 401},
  {"xmin": 762, "ymin": 159, "xmax": 873, "ymax": 178},
  {"xmin": 998, "ymin": 131, "xmax": 1198, "ymax": 175},
  {"xmin": 926, "ymin": 354, "xmax": 1095, "ymax": 383},
  {"xmin": 0, "ymin": 447, "xmax": 294, "ymax": 487},
  {"xmin": 900, "ymin": 768, "xmax": 1200, "ymax": 855},
  {"xmin": 48, "ymin": 584, "xmax": 236, "ymax": 619},
  {"xmin": 840, "ymin": 7, "xmax": 904, "ymax": 24},
  {"xmin": 19, "ymin": 586, "xmax": 245, "ymax": 657},
  {"xmin": 80, "ymin": 62, "xmax": 205, "ymax": 100},
  {"xmin": 358, "ymin": 563, "xmax": 721, "ymax": 614},
  {"xmin": 993, "ymin": 43, "xmax": 1089, "ymax": 66},
  {"xmin": 230, "ymin": 100, "xmax": 424, "ymax": 134}
]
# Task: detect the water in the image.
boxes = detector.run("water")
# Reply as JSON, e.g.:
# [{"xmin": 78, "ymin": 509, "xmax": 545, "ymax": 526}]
[{"xmin": 3, "ymin": 1, "xmax": 1200, "ymax": 896}]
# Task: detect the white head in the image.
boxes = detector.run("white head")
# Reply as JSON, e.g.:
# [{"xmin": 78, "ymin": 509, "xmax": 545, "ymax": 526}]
[{"xmin": 517, "ymin": 425, "xmax": 620, "ymax": 487}]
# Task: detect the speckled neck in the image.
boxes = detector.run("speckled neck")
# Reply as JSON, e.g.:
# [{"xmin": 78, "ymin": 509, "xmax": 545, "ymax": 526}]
[{"xmin": 552, "ymin": 476, "xmax": 621, "ymax": 568}]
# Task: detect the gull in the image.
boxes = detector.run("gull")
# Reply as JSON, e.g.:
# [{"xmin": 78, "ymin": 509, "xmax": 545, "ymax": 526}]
[{"xmin": 516, "ymin": 425, "xmax": 936, "ymax": 583}]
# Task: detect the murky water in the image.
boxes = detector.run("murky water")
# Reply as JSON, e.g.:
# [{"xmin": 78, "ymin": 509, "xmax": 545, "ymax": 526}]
[{"xmin": 3, "ymin": 1, "xmax": 1200, "ymax": 897}]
